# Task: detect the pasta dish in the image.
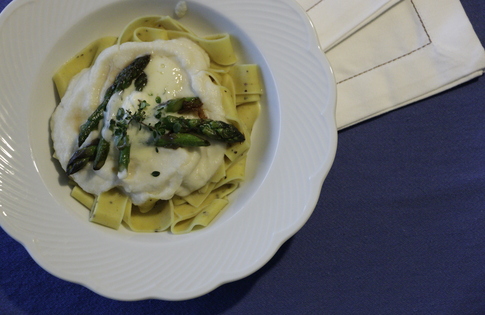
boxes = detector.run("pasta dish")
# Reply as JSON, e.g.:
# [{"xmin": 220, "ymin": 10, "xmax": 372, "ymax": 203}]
[{"xmin": 50, "ymin": 15, "xmax": 262, "ymax": 233}]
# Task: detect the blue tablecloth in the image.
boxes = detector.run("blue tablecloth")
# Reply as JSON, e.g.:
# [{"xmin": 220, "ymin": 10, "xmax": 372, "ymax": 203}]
[{"xmin": 1, "ymin": 0, "xmax": 484, "ymax": 314}]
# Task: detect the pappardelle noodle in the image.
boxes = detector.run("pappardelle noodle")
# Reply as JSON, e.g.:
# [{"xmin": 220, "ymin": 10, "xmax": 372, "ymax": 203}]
[{"xmin": 50, "ymin": 15, "xmax": 262, "ymax": 233}]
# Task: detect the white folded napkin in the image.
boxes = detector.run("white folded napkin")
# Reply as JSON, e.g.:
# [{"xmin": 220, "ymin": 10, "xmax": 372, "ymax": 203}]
[
  {"xmin": 300, "ymin": 0, "xmax": 485, "ymax": 129},
  {"xmin": 300, "ymin": 0, "xmax": 401, "ymax": 50}
]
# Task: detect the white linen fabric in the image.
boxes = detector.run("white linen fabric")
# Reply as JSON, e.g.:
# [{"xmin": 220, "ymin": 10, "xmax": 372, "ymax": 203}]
[
  {"xmin": 300, "ymin": 0, "xmax": 401, "ymax": 50},
  {"xmin": 299, "ymin": 0, "xmax": 485, "ymax": 129}
]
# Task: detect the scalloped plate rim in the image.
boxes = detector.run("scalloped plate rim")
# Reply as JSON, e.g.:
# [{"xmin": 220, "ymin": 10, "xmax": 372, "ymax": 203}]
[{"xmin": 0, "ymin": 0, "xmax": 337, "ymax": 301}]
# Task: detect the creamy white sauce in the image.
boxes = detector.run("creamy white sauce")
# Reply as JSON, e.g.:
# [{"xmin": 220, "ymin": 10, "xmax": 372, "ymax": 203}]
[{"xmin": 51, "ymin": 38, "xmax": 226, "ymax": 205}]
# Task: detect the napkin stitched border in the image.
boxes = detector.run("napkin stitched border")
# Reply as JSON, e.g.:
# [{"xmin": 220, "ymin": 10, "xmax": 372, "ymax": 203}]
[
  {"xmin": 306, "ymin": 0, "xmax": 324, "ymax": 11},
  {"xmin": 319, "ymin": 0, "xmax": 432, "ymax": 85}
]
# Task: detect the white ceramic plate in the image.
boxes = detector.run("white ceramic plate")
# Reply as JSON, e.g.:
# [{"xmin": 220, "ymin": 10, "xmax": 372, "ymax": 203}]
[{"xmin": 0, "ymin": 0, "xmax": 337, "ymax": 300}]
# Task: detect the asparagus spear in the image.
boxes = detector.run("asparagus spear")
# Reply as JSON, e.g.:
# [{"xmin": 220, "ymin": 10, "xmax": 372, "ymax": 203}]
[
  {"xmin": 160, "ymin": 115, "xmax": 245, "ymax": 143},
  {"xmin": 134, "ymin": 72, "xmax": 148, "ymax": 91},
  {"xmin": 158, "ymin": 97, "xmax": 203, "ymax": 113},
  {"xmin": 77, "ymin": 54, "xmax": 151, "ymax": 146},
  {"xmin": 115, "ymin": 134, "xmax": 130, "ymax": 174},
  {"xmin": 153, "ymin": 133, "xmax": 210, "ymax": 149},
  {"xmin": 66, "ymin": 140, "xmax": 99, "ymax": 176},
  {"xmin": 93, "ymin": 137, "xmax": 110, "ymax": 170}
]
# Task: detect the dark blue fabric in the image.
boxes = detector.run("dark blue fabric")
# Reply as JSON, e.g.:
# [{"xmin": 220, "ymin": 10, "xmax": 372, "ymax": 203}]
[{"xmin": 1, "ymin": 0, "xmax": 485, "ymax": 314}]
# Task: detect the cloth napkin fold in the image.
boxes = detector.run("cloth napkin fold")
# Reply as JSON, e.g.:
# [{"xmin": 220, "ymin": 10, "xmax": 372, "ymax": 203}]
[
  {"xmin": 299, "ymin": 0, "xmax": 485, "ymax": 129},
  {"xmin": 300, "ymin": 0, "xmax": 401, "ymax": 50}
]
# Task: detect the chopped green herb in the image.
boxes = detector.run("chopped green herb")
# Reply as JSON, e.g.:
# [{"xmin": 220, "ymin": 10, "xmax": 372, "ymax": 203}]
[
  {"xmin": 151, "ymin": 171, "xmax": 160, "ymax": 177},
  {"xmin": 116, "ymin": 108, "xmax": 125, "ymax": 120}
]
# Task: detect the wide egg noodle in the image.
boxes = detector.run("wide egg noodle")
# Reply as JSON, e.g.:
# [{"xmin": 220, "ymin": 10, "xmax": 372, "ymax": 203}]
[
  {"xmin": 55, "ymin": 15, "xmax": 261, "ymax": 233},
  {"xmin": 53, "ymin": 36, "xmax": 118, "ymax": 99},
  {"xmin": 123, "ymin": 200, "xmax": 174, "ymax": 233},
  {"xmin": 217, "ymin": 156, "xmax": 247, "ymax": 190},
  {"xmin": 235, "ymin": 101, "xmax": 261, "ymax": 136},
  {"xmin": 229, "ymin": 64, "xmax": 263, "ymax": 96},
  {"xmin": 171, "ymin": 184, "xmax": 236, "ymax": 234},
  {"xmin": 117, "ymin": 16, "xmax": 196, "ymax": 44},
  {"xmin": 89, "ymin": 189, "xmax": 129, "ymax": 229},
  {"xmin": 132, "ymin": 28, "xmax": 170, "ymax": 42},
  {"xmin": 182, "ymin": 182, "xmax": 217, "ymax": 208},
  {"xmin": 217, "ymin": 78, "xmax": 251, "ymax": 164},
  {"xmin": 119, "ymin": 16, "xmax": 236, "ymax": 66},
  {"xmin": 170, "ymin": 155, "xmax": 247, "ymax": 234},
  {"xmin": 70, "ymin": 185, "xmax": 94, "ymax": 209},
  {"xmin": 168, "ymin": 32, "xmax": 236, "ymax": 66},
  {"xmin": 171, "ymin": 199, "xmax": 228, "ymax": 234}
]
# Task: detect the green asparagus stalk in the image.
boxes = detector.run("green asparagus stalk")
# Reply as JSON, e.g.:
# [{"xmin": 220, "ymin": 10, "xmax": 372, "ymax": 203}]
[
  {"xmin": 66, "ymin": 140, "xmax": 99, "ymax": 176},
  {"xmin": 153, "ymin": 133, "xmax": 210, "ymax": 149},
  {"xmin": 118, "ymin": 145, "xmax": 131, "ymax": 174},
  {"xmin": 134, "ymin": 72, "xmax": 148, "ymax": 91},
  {"xmin": 77, "ymin": 54, "xmax": 151, "ymax": 146},
  {"xmin": 66, "ymin": 158, "xmax": 91, "ymax": 177},
  {"xmin": 93, "ymin": 137, "xmax": 110, "ymax": 170},
  {"xmin": 159, "ymin": 97, "xmax": 203, "ymax": 113},
  {"xmin": 160, "ymin": 115, "xmax": 245, "ymax": 143},
  {"xmin": 115, "ymin": 134, "xmax": 130, "ymax": 174}
]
